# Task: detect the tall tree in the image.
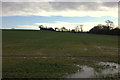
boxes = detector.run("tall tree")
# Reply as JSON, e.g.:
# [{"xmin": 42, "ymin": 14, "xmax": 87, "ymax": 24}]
[
  {"xmin": 80, "ymin": 25, "xmax": 83, "ymax": 32},
  {"xmin": 75, "ymin": 26, "xmax": 80, "ymax": 32},
  {"xmin": 105, "ymin": 20, "xmax": 114, "ymax": 30}
]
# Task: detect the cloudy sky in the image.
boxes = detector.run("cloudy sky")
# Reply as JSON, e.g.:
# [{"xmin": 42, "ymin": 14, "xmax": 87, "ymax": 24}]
[{"xmin": 1, "ymin": 1, "xmax": 118, "ymax": 31}]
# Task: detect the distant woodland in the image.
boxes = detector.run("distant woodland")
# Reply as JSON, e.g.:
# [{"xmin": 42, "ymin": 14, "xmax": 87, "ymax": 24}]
[{"xmin": 39, "ymin": 20, "xmax": 120, "ymax": 35}]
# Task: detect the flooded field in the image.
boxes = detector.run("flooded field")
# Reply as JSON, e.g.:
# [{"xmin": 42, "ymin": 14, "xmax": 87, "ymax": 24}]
[
  {"xmin": 2, "ymin": 30, "xmax": 119, "ymax": 78},
  {"xmin": 66, "ymin": 62, "xmax": 119, "ymax": 78}
]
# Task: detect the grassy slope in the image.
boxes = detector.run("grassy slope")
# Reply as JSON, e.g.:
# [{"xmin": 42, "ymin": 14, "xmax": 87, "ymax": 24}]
[{"xmin": 2, "ymin": 30, "xmax": 119, "ymax": 78}]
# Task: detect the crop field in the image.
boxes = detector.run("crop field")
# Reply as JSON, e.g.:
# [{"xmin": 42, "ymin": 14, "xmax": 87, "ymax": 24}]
[{"xmin": 2, "ymin": 30, "xmax": 119, "ymax": 78}]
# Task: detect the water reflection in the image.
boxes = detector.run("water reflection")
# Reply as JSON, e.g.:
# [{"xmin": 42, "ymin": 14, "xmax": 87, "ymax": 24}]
[
  {"xmin": 66, "ymin": 62, "xmax": 119, "ymax": 78},
  {"xmin": 66, "ymin": 66, "xmax": 95, "ymax": 78}
]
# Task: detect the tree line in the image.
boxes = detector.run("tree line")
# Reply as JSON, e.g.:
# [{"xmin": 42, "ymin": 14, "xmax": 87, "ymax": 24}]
[
  {"xmin": 89, "ymin": 20, "xmax": 120, "ymax": 35},
  {"xmin": 39, "ymin": 20, "xmax": 120, "ymax": 35},
  {"xmin": 39, "ymin": 24, "xmax": 84, "ymax": 33}
]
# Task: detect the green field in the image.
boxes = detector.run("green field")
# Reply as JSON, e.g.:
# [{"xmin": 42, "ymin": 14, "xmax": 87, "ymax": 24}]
[{"xmin": 2, "ymin": 30, "xmax": 119, "ymax": 78}]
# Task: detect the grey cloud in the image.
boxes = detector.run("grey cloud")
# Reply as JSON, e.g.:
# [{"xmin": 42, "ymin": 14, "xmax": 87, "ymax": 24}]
[
  {"xmin": 49, "ymin": 2, "xmax": 101, "ymax": 11},
  {"xmin": 54, "ymin": 0, "xmax": 119, "ymax": 2},
  {"xmin": 2, "ymin": 2, "xmax": 53, "ymax": 12},
  {"xmin": 2, "ymin": 2, "xmax": 118, "ymax": 16},
  {"xmin": 2, "ymin": 0, "xmax": 119, "ymax": 2},
  {"xmin": 2, "ymin": 0, "xmax": 55, "ymax": 2},
  {"xmin": 50, "ymin": 2, "xmax": 118, "ymax": 11},
  {"xmin": 102, "ymin": 2, "xmax": 118, "ymax": 8}
]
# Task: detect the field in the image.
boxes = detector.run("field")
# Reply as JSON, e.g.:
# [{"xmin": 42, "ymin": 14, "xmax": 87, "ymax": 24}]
[{"xmin": 2, "ymin": 30, "xmax": 119, "ymax": 78}]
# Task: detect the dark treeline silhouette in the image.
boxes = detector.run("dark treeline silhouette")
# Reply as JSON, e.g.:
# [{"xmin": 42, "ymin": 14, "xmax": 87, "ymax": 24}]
[
  {"xmin": 39, "ymin": 25, "xmax": 84, "ymax": 33},
  {"xmin": 89, "ymin": 25, "xmax": 120, "ymax": 35},
  {"xmin": 39, "ymin": 20, "xmax": 120, "ymax": 35},
  {"xmin": 89, "ymin": 20, "xmax": 120, "ymax": 35},
  {"xmin": 39, "ymin": 25, "xmax": 54, "ymax": 31}
]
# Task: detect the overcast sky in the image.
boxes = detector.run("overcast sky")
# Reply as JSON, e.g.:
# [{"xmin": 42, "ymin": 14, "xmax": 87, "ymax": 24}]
[{"xmin": 1, "ymin": 1, "xmax": 118, "ymax": 31}]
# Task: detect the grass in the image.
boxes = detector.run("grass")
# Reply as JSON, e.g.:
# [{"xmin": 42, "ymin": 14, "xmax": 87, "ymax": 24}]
[
  {"xmin": 3, "ymin": 58, "xmax": 81, "ymax": 78},
  {"xmin": 2, "ymin": 30, "xmax": 119, "ymax": 78}
]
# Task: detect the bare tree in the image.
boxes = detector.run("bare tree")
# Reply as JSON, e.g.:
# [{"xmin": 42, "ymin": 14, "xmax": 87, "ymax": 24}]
[
  {"xmin": 75, "ymin": 26, "xmax": 80, "ymax": 32},
  {"xmin": 105, "ymin": 20, "xmax": 114, "ymax": 30},
  {"xmin": 105, "ymin": 20, "xmax": 113, "ymax": 27},
  {"xmin": 80, "ymin": 25, "xmax": 83, "ymax": 32}
]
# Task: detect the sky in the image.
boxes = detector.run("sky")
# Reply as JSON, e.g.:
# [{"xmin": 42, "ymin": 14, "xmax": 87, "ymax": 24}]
[{"xmin": 1, "ymin": 1, "xmax": 119, "ymax": 31}]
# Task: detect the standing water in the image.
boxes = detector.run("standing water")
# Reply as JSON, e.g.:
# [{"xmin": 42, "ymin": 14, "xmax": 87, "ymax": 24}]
[{"xmin": 66, "ymin": 62, "xmax": 119, "ymax": 78}]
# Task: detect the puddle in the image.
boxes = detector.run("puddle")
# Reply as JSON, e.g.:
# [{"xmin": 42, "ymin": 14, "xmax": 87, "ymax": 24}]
[
  {"xmin": 66, "ymin": 62, "xmax": 119, "ymax": 78},
  {"xmin": 3, "ymin": 56, "xmax": 91, "ymax": 59},
  {"xmin": 41, "ymin": 56, "xmax": 48, "ymax": 59},
  {"xmin": 23, "ymin": 57, "xmax": 26, "ymax": 59},
  {"xmin": 95, "ymin": 46, "xmax": 101, "ymax": 49},
  {"xmin": 98, "ymin": 62, "xmax": 119, "ymax": 69},
  {"xmin": 94, "ymin": 46, "xmax": 119, "ymax": 51},
  {"xmin": 83, "ymin": 48, "xmax": 88, "ymax": 51},
  {"xmin": 66, "ymin": 65, "xmax": 95, "ymax": 78},
  {"xmin": 96, "ymin": 62, "xmax": 119, "ymax": 75},
  {"xmin": 2, "ymin": 56, "xmax": 52, "ymax": 59}
]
